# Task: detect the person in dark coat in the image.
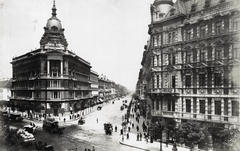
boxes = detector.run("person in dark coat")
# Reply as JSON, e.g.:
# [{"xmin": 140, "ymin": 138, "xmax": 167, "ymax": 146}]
[
  {"xmin": 140, "ymin": 132, "xmax": 142, "ymax": 141},
  {"xmin": 136, "ymin": 125, "xmax": 139, "ymax": 132},
  {"xmin": 137, "ymin": 133, "xmax": 139, "ymax": 141}
]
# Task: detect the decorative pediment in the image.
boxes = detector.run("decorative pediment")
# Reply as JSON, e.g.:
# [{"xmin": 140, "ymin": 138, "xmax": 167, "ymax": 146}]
[
  {"xmin": 183, "ymin": 45, "xmax": 194, "ymax": 51},
  {"xmin": 215, "ymin": 60, "xmax": 225, "ymax": 66}
]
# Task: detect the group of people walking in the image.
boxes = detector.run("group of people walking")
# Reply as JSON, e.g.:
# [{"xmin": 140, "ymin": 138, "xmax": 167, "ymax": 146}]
[{"xmin": 120, "ymin": 100, "xmax": 151, "ymax": 144}]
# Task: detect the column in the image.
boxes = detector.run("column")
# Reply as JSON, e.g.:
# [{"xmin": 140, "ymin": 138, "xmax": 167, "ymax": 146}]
[
  {"xmin": 61, "ymin": 60, "xmax": 63, "ymax": 77},
  {"xmin": 205, "ymin": 100, "xmax": 208, "ymax": 119},
  {"xmin": 211, "ymin": 99, "xmax": 215, "ymax": 116},
  {"xmin": 182, "ymin": 98, "xmax": 186, "ymax": 113},
  {"xmin": 221, "ymin": 99, "xmax": 224, "ymax": 121},
  {"xmin": 32, "ymin": 92, "xmax": 34, "ymax": 98},
  {"xmin": 196, "ymin": 99, "xmax": 199, "ymax": 114},
  {"xmin": 228, "ymin": 100, "xmax": 232, "ymax": 117},
  {"xmin": 47, "ymin": 60, "xmax": 50, "ymax": 77},
  {"xmin": 191, "ymin": 99, "xmax": 193, "ymax": 118}
]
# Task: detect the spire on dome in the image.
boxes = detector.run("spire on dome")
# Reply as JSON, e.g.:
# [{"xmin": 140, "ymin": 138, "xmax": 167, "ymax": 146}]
[{"xmin": 52, "ymin": 0, "xmax": 57, "ymax": 16}]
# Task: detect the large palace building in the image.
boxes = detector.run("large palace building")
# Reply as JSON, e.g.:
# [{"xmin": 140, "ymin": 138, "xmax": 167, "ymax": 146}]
[
  {"xmin": 137, "ymin": 0, "xmax": 240, "ymax": 131},
  {"xmin": 10, "ymin": 2, "xmax": 92, "ymax": 116}
]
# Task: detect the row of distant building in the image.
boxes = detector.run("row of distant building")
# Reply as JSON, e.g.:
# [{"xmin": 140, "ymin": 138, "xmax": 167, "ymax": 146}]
[
  {"xmin": 0, "ymin": 1, "xmax": 128, "ymax": 116},
  {"xmin": 135, "ymin": 0, "xmax": 240, "ymax": 136}
]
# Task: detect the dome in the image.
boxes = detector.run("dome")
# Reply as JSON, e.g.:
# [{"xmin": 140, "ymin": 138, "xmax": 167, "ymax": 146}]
[{"xmin": 46, "ymin": 17, "xmax": 62, "ymax": 30}]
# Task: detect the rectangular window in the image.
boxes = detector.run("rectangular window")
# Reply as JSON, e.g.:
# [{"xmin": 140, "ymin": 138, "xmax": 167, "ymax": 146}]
[
  {"xmin": 200, "ymin": 51, "xmax": 206, "ymax": 61},
  {"xmin": 173, "ymin": 54, "xmax": 176, "ymax": 65},
  {"xmin": 224, "ymin": 99, "xmax": 228, "ymax": 115},
  {"xmin": 186, "ymin": 75, "xmax": 191, "ymax": 87},
  {"xmin": 172, "ymin": 32, "xmax": 175, "ymax": 43},
  {"xmin": 168, "ymin": 100, "xmax": 171, "ymax": 111},
  {"xmin": 186, "ymin": 52, "xmax": 191, "ymax": 63},
  {"xmin": 169, "ymin": 54, "xmax": 172, "ymax": 65},
  {"xmin": 208, "ymin": 99, "xmax": 211, "ymax": 114},
  {"xmin": 156, "ymin": 55, "xmax": 160, "ymax": 66},
  {"xmin": 199, "ymin": 74, "xmax": 205, "ymax": 87},
  {"xmin": 200, "ymin": 100, "xmax": 205, "ymax": 114},
  {"xmin": 152, "ymin": 77, "xmax": 155, "ymax": 89},
  {"xmin": 233, "ymin": 45, "xmax": 240, "ymax": 58},
  {"xmin": 172, "ymin": 76, "xmax": 175, "ymax": 88},
  {"xmin": 216, "ymin": 21, "xmax": 222, "ymax": 35},
  {"xmin": 186, "ymin": 99, "xmax": 191, "ymax": 113},
  {"xmin": 168, "ymin": 33, "xmax": 172, "ymax": 44},
  {"xmin": 157, "ymin": 75, "xmax": 159, "ymax": 88},
  {"xmin": 215, "ymin": 73, "xmax": 222, "ymax": 86},
  {"xmin": 232, "ymin": 101, "xmax": 239, "ymax": 116},
  {"xmin": 200, "ymin": 25, "xmax": 206, "ymax": 38},
  {"xmin": 215, "ymin": 100, "xmax": 221, "ymax": 115},
  {"xmin": 233, "ymin": 17, "xmax": 240, "ymax": 31},
  {"xmin": 215, "ymin": 47, "xmax": 222, "ymax": 60},
  {"xmin": 193, "ymin": 99, "xmax": 197, "ymax": 113},
  {"xmin": 152, "ymin": 37, "xmax": 155, "ymax": 47},
  {"xmin": 186, "ymin": 29, "xmax": 191, "ymax": 41}
]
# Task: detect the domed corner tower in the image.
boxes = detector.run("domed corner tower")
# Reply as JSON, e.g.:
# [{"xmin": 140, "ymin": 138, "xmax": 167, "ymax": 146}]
[
  {"xmin": 40, "ymin": 0, "xmax": 68, "ymax": 50},
  {"xmin": 150, "ymin": 0, "xmax": 174, "ymax": 22}
]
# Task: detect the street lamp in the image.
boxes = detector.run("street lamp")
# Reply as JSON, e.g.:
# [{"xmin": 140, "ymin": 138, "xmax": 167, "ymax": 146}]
[{"xmin": 160, "ymin": 126, "xmax": 163, "ymax": 151}]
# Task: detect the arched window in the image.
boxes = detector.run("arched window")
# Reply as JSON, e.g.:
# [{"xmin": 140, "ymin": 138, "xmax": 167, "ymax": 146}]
[{"xmin": 51, "ymin": 26, "xmax": 58, "ymax": 31}]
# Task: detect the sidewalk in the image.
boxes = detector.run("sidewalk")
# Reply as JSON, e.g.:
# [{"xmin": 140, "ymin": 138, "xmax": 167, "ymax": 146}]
[
  {"xmin": 118, "ymin": 99, "xmax": 198, "ymax": 151},
  {"xmin": 119, "ymin": 133, "xmax": 191, "ymax": 151},
  {"xmin": 18, "ymin": 101, "xmax": 111, "ymax": 127}
]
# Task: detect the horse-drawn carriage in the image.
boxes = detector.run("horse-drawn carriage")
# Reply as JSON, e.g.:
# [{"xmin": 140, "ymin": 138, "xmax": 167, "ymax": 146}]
[{"xmin": 104, "ymin": 123, "xmax": 113, "ymax": 135}]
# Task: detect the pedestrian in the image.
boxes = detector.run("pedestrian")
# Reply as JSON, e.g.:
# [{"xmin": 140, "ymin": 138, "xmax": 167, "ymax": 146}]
[
  {"xmin": 146, "ymin": 135, "xmax": 148, "ymax": 143},
  {"xmin": 92, "ymin": 146, "xmax": 95, "ymax": 151},
  {"xmin": 96, "ymin": 118, "xmax": 98, "ymax": 123},
  {"xmin": 140, "ymin": 132, "xmax": 142, "ymax": 141},
  {"xmin": 127, "ymin": 133, "xmax": 129, "ymax": 140},
  {"xmin": 136, "ymin": 125, "xmax": 139, "ymax": 132},
  {"xmin": 132, "ymin": 123, "xmax": 134, "ymax": 129},
  {"xmin": 64, "ymin": 118, "xmax": 66, "ymax": 123},
  {"xmin": 137, "ymin": 133, "xmax": 139, "ymax": 141},
  {"xmin": 166, "ymin": 139, "xmax": 169, "ymax": 147},
  {"xmin": 128, "ymin": 126, "xmax": 131, "ymax": 132},
  {"xmin": 115, "ymin": 125, "xmax": 117, "ymax": 132}
]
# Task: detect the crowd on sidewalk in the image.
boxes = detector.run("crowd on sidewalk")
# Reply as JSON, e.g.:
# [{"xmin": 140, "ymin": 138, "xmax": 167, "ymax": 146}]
[{"xmin": 119, "ymin": 99, "xmax": 195, "ymax": 151}]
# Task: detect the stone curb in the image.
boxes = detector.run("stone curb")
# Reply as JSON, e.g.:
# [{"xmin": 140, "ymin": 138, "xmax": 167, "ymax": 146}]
[{"xmin": 119, "ymin": 141, "xmax": 150, "ymax": 151}]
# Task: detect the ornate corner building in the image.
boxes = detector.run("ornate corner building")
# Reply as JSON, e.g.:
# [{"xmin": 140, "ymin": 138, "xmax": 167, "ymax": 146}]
[
  {"xmin": 137, "ymin": 0, "xmax": 240, "ymax": 130},
  {"xmin": 10, "ymin": 2, "xmax": 92, "ymax": 116}
]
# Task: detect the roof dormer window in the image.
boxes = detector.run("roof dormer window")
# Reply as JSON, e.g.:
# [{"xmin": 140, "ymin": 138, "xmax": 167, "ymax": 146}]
[
  {"xmin": 191, "ymin": 4, "xmax": 197, "ymax": 12},
  {"xmin": 170, "ymin": 9, "xmax": 175, "ymax": 16},
  {"xmin": 204, "ymin": 0, "xmax": 211, "ymax": 8}
]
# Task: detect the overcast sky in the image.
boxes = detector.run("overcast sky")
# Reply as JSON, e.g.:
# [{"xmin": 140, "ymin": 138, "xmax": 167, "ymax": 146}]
[{"xmin": 0, "ymin": 0, "xmax": 155, "ymax": 91}]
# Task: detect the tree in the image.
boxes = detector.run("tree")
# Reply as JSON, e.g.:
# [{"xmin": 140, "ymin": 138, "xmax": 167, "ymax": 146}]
[
  {"xmin": 213, "ymin": 128, "xmax": 239, "ymax": 150},
  {"xmin": 178, "ymin": 121, "xmax": 205, "ymax": 149}
]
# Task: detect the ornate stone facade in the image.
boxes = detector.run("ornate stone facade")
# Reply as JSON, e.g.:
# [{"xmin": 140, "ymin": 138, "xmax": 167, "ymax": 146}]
[{"xmin": 137, "ymin": 0, "xmax": 240, "ymax": 128}]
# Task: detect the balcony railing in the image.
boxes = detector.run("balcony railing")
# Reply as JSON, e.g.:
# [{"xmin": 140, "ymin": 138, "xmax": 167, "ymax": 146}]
[{"xmin": 146, "ymin": 88, "xmax": 180, "ymax": 95}]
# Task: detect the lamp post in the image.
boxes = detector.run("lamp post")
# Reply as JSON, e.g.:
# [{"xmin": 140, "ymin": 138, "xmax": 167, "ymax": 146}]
[{"xmin": 160, "ymin": 132, "xmax": 163, "ymax": 151}]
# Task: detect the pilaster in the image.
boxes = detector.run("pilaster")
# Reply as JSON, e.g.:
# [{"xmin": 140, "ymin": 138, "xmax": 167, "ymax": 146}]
[{"xmin": 47, "ymin": 60, "xmax": 50, "ymax": 77}]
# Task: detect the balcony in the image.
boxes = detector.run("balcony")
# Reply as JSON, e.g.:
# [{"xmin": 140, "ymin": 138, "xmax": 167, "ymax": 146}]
[
  {"xmin": 181, "ymin": 113, "xmax": 240, "ymax": 124},
  {"xmin": 147, "ymin": 88, "xmax": 180, "ymax": 96}
]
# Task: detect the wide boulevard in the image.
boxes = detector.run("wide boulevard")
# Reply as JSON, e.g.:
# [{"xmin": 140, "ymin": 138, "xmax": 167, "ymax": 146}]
[{"xmin": 4, "ymin": 96, "xmax": 142, "ymax": 151}]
